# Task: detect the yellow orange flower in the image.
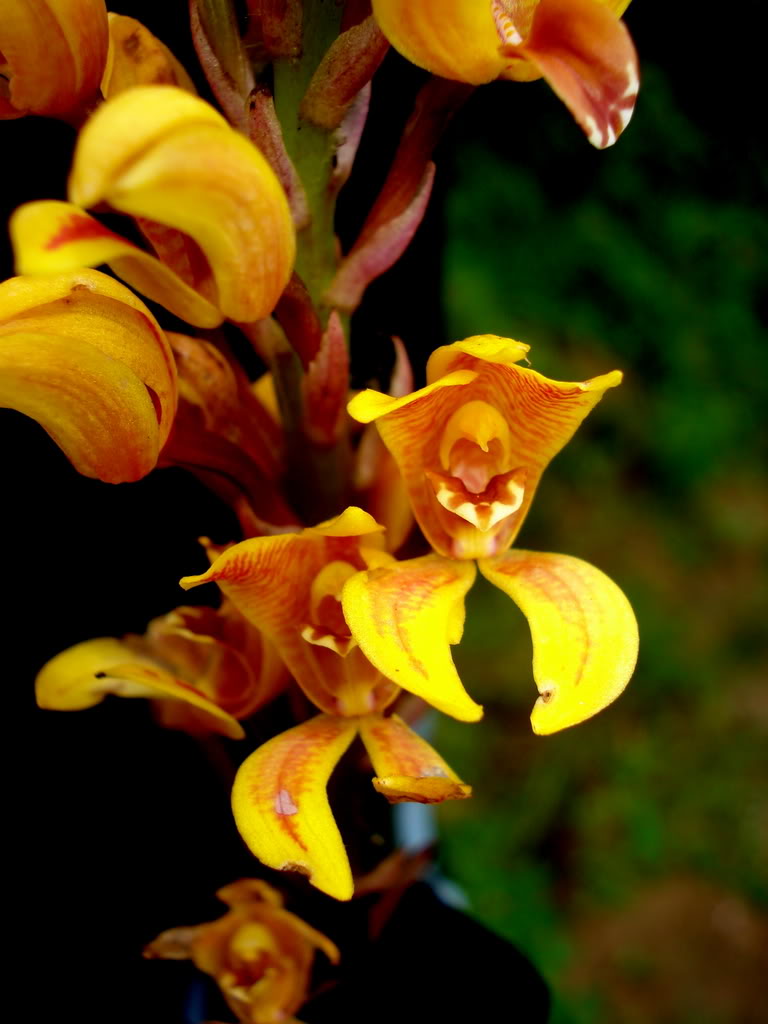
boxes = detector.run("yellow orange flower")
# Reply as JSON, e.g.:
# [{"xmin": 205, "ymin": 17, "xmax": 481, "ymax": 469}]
[
  {"xmin": 0, "ymin": 0, "xmax": 108, "ymax": 122},
  {"xmin": 348, "ymin": 336, "xmax": 638, "ymax": 736},
  {"xmin": 35, "ymin": 599, "xmax": 287, "ymax": 740},
  {"xmin": 371, "ymin": 0, "xmax": 638, "ymax": 147},
  {"xmin": 11, "ymin": 87, "xmax": 295, "ymax": 326},
  {"xmin": 145, "ymin": 878, "xmax": 339, "ymax": 1024},
  {"xmin": 0, "ymin": 268, "xmax": 176, "ymax": 482}
]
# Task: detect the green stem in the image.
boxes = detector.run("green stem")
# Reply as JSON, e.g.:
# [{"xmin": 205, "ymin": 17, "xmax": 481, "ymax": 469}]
[
  {"xmin": 273, "ymin": 0, "xmax": 344, "ymax": 314},
  {"xmin": 264, "ymin": 0, "xmax": 352, "ymax": 522}
]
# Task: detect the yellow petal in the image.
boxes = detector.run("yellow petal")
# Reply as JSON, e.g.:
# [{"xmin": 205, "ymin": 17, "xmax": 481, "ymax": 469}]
[
  {"xmin": 35, "ymin": 637, "xmax": 245, "ymax": 739},
  {"xmin": 341, "ymin": 552, "xmax": 482, "ymax": 721},
  {"xmin": 479, "ymin": 549, "xmax": 638, "ymax": 734},
  {"xmin": 69, "ymin": 86, "xmax": 295, "ymax": 322},
  {"xmin": 371, "ymin": 0, "xmax": 506, "ymax": 84},
  {"xmin": 0, "ymin": 269, "xmax": 177, "ymax": 482},
  {"xmin": 360, "ymin": 713, "xmax": 472, "ymax": 803},
  {"xmin": 425, "ymin": 334, "xmax": 530, "ymax": 382},
  {"xmin": 346, "ymin": 368, "xmax": 476, "ymax": 424},
  {"xmin": 0, "ymin": 0, "xmax": 108, "ymax": 121},
  {"xmin": 101, "ymin": 13, "xmax": 196, "ymax": 98},
  {"xmin": 231, "ymin": 715, "xmax": 359, "ymax": 901},
  {"xmin": 305, "ymin": 505, "xmax": 384, "ymax": 539},
  {"xmin": 350, "ymin": 335, "xmax": 621, "ymax": 558},
  {"xmin": 69, "ymin": 87, "xmax": 226, "ymax": 208},
  {"xmin": 10, "ymin": 201, "xmax": 224, "ymax": 328}
]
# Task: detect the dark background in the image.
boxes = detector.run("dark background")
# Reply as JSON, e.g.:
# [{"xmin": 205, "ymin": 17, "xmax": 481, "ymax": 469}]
[{"xmin": 4, "ymin": 2, "xmax": 766, "ymax": 1021}]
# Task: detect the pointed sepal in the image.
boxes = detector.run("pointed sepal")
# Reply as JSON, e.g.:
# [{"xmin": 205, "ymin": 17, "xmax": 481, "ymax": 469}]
[
  {"xmin": 341, "ymin": 552, "xmax": 482, "ymax": 722},
  {"xmin": 231, "ymin": 715, "xmax": 359, "ymax": 900}
]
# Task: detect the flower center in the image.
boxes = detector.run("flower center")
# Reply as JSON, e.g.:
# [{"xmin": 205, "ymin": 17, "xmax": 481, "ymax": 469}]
[
  {"xmin": 301, "ymin": 561, "xmax": 358, "ymax": 656},
  {"xmin": 429, "ymin": 400, "xmax": 526, "ymax": 532}
]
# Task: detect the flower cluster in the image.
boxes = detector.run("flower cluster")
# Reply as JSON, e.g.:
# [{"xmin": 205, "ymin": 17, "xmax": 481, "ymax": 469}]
[{"xmin": 3, "ymin": 0, "xmax": 641, "ymax": 1017}]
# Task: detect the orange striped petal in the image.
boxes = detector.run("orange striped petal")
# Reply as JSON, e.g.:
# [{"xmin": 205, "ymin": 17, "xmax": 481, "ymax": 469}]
[
  {"xmin": 101, "ymin": 13, "xmax": 196, "ymax": 98},
  {"xmin": 359, "ymin": 713, "xmax": 471, "ymax": 803},
  {"xmin": 69, "ymin": 86, "xmax": 295, "ymax": 322},
  {"xmin": 0, "ymin": 0, "xmax": 108, "ymax": 121},
  {"xmin": 498, "ymin": 0, "xmax": 639, "ymax": 149},
  {"xmin": 0, "ymin": 269, "xmax": 177, "ymax": 482},
  {"xmin": 35, "ymin": 637, "xmax": 245, "ymax": 739},
  {"xmin": 479, "ymin": 549, "xmax": 638, "ymax": 734},
  {"xmin": 10, "ymin": 201, "xmax": 224, "ymax": 328},
  {"xmin": 341, "ymin": 552, "xmax": 482, "ymax": 721},
  {"xmin": 371, "ymin": 0, "xmax": 506, "ymax": 84},
  {"xmin": 349, "ymin": 335, "xmax": 621, "ymax": 559},
  {"xmin": 180, "ymin": 508, "xmax": 384, "ymax": 714},
  {"xmin": 231, "ymin": 715, "xmax": 359, "ymax": 900}
]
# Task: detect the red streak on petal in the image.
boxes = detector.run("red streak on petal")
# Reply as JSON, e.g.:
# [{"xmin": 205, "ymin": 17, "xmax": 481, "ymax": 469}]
[{"xmin": 45, "ymin": 214, "xmax": 129, "ymax": 251}]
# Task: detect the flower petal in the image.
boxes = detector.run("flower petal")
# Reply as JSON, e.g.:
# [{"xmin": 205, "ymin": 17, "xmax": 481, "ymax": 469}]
[
  {"xmin": 359, "ymin": 713, "xmax": 471, "ymax": 803},
  {"xmin": 0, "ymin": 269, "xmax": 177, "ymax": 482},
  {"xmin": 500, "ymin": 0, "xmax": 639, "ymax": 149},
  {"xmin": 0, "ymin": 0, "xmax": 108, "ymax": 121},
  {"xmin": 231, "ymin": 715, "xmax": 359, "ymax": 901},
  {"xmin": 371, "ymin": 0, "xmax": 506, "ymax": 84},
  {"xmin": 35, "ymin": 637, "xmax": 245, "ymax": 739},
  {"xmin": 341, "ymin": 553, "xmax": 482, "ymax": 721},
  {"xmin": 101, "ymin": 13, "xmax": 196, "ymax": 98},
  {"xmin": 346, "ymin": 368, "xmax": 476, "ymax": 423},
  {"xmin": 69, "ymin": 86, "xmax": 296, "ymax": 322},
  {"xmin": 479, "ymin": 549, "xmax": 638, "ymax": 734},
  {"xmin": 145, "ymin": 603, "xmax": 288, "ymax": 722},
  {"xmin": 10, "ymin": 201, "xmax": 224, "ymax": 328}
]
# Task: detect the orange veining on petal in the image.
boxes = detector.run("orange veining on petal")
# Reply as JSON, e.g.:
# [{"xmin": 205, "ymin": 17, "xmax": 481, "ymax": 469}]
[
  {"xmin": 232, "ymin": 715, "xmax": 358, "ymax": 900},
  {"xmin": 479, "ymin": 549, "xmax": 638, "ymax": 735},
  {"xmin": 342, "ymin": 552, "xmax": 482, "ymax": 722}
]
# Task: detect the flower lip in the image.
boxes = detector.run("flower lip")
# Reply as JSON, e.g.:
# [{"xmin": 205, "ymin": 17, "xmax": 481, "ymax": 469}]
[{"xmin": 301, "ymin": 560, "xmax": 359, "ymax": 656}]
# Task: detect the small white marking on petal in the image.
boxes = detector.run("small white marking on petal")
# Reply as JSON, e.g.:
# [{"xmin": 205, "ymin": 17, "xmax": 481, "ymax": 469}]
[
  {"xmin": 275, "ymin": 789, "xmax": 298, "ymax": 815},
  {"xmin": 583, "ymin": 114, "xmax": 603, "ymax": 147},
  {"xmin": 622, "ymin": 60, "xmax": 639, "ymax": 100}
]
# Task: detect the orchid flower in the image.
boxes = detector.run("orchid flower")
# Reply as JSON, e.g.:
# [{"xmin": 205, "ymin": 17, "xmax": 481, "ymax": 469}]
[
  {"xmin": 145, "ymin": 878, "xmax": 339, "ymax": 1024},
  {"xmin": 36, "ymin": 599, "xmax": 288, "ymax": 740},
  {"xmin": 10, "ymin": 86, "xmax": 295, "ymax": 327},
  {"xmin": 181, "ymin": 506, "xmax": 474, "ymax": 900},
  {"xmin": 348, "ymin": 335, "xmax": 639, "ymax": 736},
  {"xmin": 372, "ymin": 0, "xmax": 639, "ymax": 148}
]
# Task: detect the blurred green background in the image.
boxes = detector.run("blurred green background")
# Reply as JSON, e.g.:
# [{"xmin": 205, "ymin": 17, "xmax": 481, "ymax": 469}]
[{"xmin": 429, "ymin": 8, "xmax": 768, "ymax": 1022}]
